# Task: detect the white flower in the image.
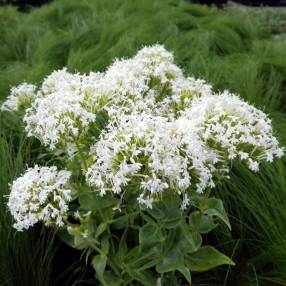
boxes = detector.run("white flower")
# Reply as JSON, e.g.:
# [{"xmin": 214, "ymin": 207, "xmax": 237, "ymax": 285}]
[
  {"xmin": 180, "ymin": 91, "xmax": 283, "ymax": 171},
  {"xmin": 24, "ymin": 69, "xmax": 96, "ymax": 150},
  {"xmin": 86, "ymin": 112, "xmax": 221, "ymax": 205},
  {"xmin": 1, "ymin": 83, "xmax": 37, "ymax": 112},
  {"xmin": 181, "ymin": 194, "xmax": 190, "ymax": 210},
  {"xmin": 248, "ymin": 159, "xmax": 259, "ymax": 172},
  {"xmin": 7, "ymin": 165, "xmax": 72, "ymax": 231},
  {"xmin": 137, "ymin": 194, "xmax": 153, "ymax": 209},
  {"xmin": 20, "ymin": 45, "xmax": 213, "ymax": 155},
  {"xmin": 73, "ymin": 210, "xmax": 81, "ymax": 219}
]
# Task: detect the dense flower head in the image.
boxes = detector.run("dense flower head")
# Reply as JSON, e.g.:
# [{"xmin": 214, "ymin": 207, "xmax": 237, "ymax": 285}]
[
  {"xmin": 1, "ymin": 83, "xmax": 37, "ymax": 112},
  {"xmin": 40, "ymin": 68, "xmax": 82, "ymax": 95},
  {"xmin": 86, "ymin": 112, "xmax": 223, "ymax": 207},
  {"xmin": 181, "ymin": 92, "xmax": 284, "ymax": 172},
  {"xmin": 85, "ymin": 44, "xmax": 184, "ymax": 117},
  {"xmin": 24, "ymin": 69, "xmax": 97, "ymax": 150},
  {"xmin": 7, "ymin": 165, "xmax": 72, "ymax": 231},
  {"xmin": 97, "ymin": 45, "xmax": 213, "ymax": 118}
]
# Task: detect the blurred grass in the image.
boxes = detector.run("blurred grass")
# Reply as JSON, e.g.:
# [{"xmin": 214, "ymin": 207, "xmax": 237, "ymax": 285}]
[
  {"xmin": 0, "ymin": 112, "xmax": 56, "ymax": 286},
  {"xmin": 0, "ymin": 0, "xmax": 286, "ymax": 285}
]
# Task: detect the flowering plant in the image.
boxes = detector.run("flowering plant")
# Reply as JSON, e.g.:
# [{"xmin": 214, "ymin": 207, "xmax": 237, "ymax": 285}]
[{"xmin": 2, "ymin": 45, "xmax": 283, "ymax": 285}]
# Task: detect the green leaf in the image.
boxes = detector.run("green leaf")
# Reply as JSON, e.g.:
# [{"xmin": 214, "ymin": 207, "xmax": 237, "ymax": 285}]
[
  {"xmin": 92, "ymin": 254, "xmax": 108, "ymax": 286},
  {"xmin": 95, "ymin": 223, "xmax": 107, "ymax": 238},
  {"xmin": 148, "ymin": 202, "xmax": 182, "ymax": 229},
  {"xmin": 73, "ymin": 234, "xmax": 90, "ymax": 250},
  {"xmin": 137, "ymin": 257, "xmax": 161, "ymax": 271},
  {"xmin": 122, "ymin": 184, "xmax": 141, "ymax": 210},
  {"xmin": 148, "ymin": 202, "xmax": 173, "ymax": 220},
  {"xmin": 126, "ymin": 269, "xmax": 157, "ymax": 286},
  {"xmin": 180, "ymin": 224, "xmax": 202, "ymax": 253},
  {"xmin": 139, "ymin": 223, "xmax": 164, "ymax": 249},
  {"xmin": 156, "ymin": 248, "xmax": 184, "ymax": 273},
  {"xmin": 101, "ymin": 235, "xmax": 110, "ymax": 255},
  {"xmin": 189, "ymin": 211, "xmax": 217, "ymax": 234},
  {"xmin": 141, "ymin": 212, "xmax": 156, "ymax": 224},
  {"xmin": 177, "ymin": 266, "xmax": 192, "ymax": 284},
  {"xmin": 97, "ymin": 110, "xmax": 109, "ymax": 126},
  {"xmin": 161, "ymin": 192, "xmax": 181, "ymax": 208},
  {"xmin": 125, "ymin": 248, "xmax": 159, "ymax": 269},
  {"xmin": 89, "ymin": 110, "xmax": 109, "ymax": 139},
  {"xmin": 124, "ymin": 246, "xmax": 141, "ymax": 264},
  {"xmin": 117, "ymin": 230, "xmax": 128, "ymax": 261},
  {"xmin": 186, "ymin": 246, "xmax": 235, "ymax": 272},
  {"xmin": 201, "ymin": 197, "xmax": 231, "ymax": 230},
  {"xmin": 103, "ymin": 271, "xmax": 122, "ymax": 286},
  {"xmin": 79, "ymin": 192, "xmax": 118, "ymax": 211},
  {"xmin": 112, "ymin": 214, "xmax": 129, "ymax": 230}
]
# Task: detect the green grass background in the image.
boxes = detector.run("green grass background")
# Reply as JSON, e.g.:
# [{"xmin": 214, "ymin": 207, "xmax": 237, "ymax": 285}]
[{"xmin": 0, "ymin": 0, "xmax": 286, "ymax": 285}]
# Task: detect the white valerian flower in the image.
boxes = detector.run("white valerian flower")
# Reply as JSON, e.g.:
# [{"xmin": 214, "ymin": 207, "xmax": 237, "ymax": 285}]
[
  {"xmin": 180, "ymin": 91, "xmax": 284, "ymax": 171},
  {"xmin": 7, "ymin": 165, "xmax": 72, "ymax": 231},
  {"xmin": 248, "ymin": 158, "xmax": 259, "ymax": 172},
  {"xmin": 40, "ymin": 68, "xmax": 82, "ymax": 95},
  {"xmin": 24, "ymin": 69, "xmax": 96, "ymax": 150},
  {"xmin": 85, "ymin": 112, "xmax": 221, "ymax": 207},
  {"xmin": 86, "ymin": 44, "xmax": 186, "ymax": 118},
  {"xmin": 73, "ymin": 210, "xmax": 82, "ymax": 219},
  {"xmin": 1, "ymin": 83, "xmax": 37, "ymax": 112},
  {"xmin": 21, "ymin": 45, "xmax": 213, "ymax": 155}
]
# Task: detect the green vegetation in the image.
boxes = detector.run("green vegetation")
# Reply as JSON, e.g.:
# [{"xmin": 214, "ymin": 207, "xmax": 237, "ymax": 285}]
[{"xmin": 0, "ymin": 0, "xmax": 286, "ymax": 285}]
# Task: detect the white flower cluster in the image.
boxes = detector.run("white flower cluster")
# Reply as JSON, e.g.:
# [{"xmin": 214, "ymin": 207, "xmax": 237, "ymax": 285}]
[
  {"xmin": 181, "ymin": 92, "xmax": 284, "ymax": 172},
  {"xmin": 86, "ymin": 113, "xmax": 220, "ymax": 205},
  {"xmin": 4, "ymin": 45, "xmax": 284, "ymax": 210},
  {"xmin": 86, "ymin": 92, "xmax": 283, "ymax": 207},
  {"xmin": 21, "ymin": 46, "xmax": 211, "ymax": 152},
  {"xmin": 97, "ymin": 45, "xmax": 212, "ymax": 119},
  {"xmin": 83, "ymin": 46, "xmax": 283, "ymax": 207},
  {"xmin": 24, "ymin": 69, "xmax": 97, "ymax": 150},
  {"xmin": 1, "ymin": 83, "xmax": 37, "ymax": 112},
  {"xmin": 7, "ymin": 165, "xmax": 72, "ymax": 231}
]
